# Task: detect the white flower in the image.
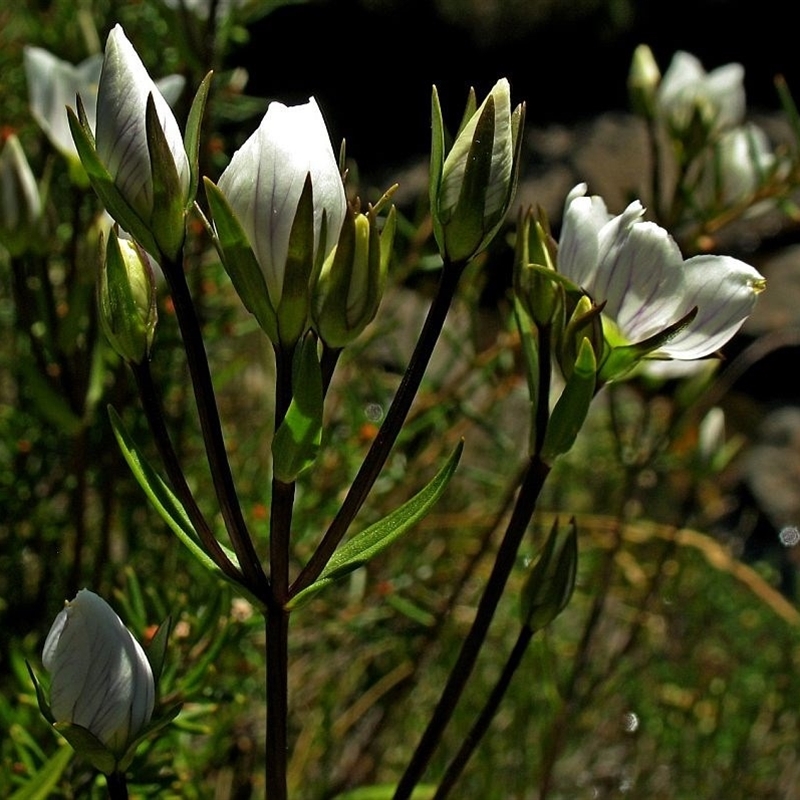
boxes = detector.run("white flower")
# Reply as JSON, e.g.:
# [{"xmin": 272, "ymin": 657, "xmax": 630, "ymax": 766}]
[
  {"xmin": 217, "ymin": 97, "xmax": 346, "ymax": 310},
  {"xmin": 558, "ymin": 183, "xmax": 765, "ymax": 361},
  {"xmin": 24, "ymin": 47, "xmax": 103, "ymax": 164},
  {"xmin": 95, "ymin": 24, "xmax": 190, "ymax": 222},
  {"xmin": 657, "ymin": 51, "xmax": 745, "ymax": 135},
  {"xmin": 705, "ymin": 123, "xmax": 777, "ymax": 206},
  {"xmin": 42, "ymin": 589, "xmax": 155, "ymax": 756}
]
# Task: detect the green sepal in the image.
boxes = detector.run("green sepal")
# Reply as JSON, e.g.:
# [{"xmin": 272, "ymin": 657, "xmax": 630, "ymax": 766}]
[
  {"xmin": 272, "ymin": 334, "xmax": 324, "ymax": 483},
  {"xmin": 116, "ymin": 703, "xmax": 182, "ymax": 772},
  {"xmin": 108, "ymin": 407, "xmax": 265, "ymax": 611},
  {"xmin": 53, "ymin": 722, "xmax": 116, "ymax": 775},
  {"xmin": 67, "ymin": 97, "xmax": 159, "ymax": 257},
  {"xmin": 288, "ymin": 441, "xmax": 463, "ymax": 610},
  {"xmin": 204, "ymin": 177, "xmax": 279, "ymax": 342},
  {"xmin": 599, "ymin": 305, "xmax": 698, "ymax": 383},
  {"xmin": 455, "ymin": 87, "xmax": 478, "ymax": 137},
  {"xmin": 184, "ymin": 71, "xmax": 213, "ymax": 209},
  {"xmin": 428, "ymin": 86, "xmax": 446, "ymax": 253},
  {"xmin": 540, "ymin": 337, "xmax": 596, "ymax": 463},
  {"xmin": 26, "ymin": 661, "xmax": 54, "ymax": 724},
  {"xmin": 512, "ymin": 297, "xmax": 540, "ymax": 454},
  {"xmin": 144, "ymin": 616, "xmax": 171, "ymax": 684},
  {"xmin": 145, "ymin": 94, "xmax": 185, "ymax": 260},
  {"xmin": 520, "ymin": 518, "xmax": 578, "ymax": 632},
  {"xmin": 277, "ymin": 174, "xmax": 316, "ymax": 346},
  {"xmin": 442, "ymin": 96, "xmax": 496, "ymax": 262}
]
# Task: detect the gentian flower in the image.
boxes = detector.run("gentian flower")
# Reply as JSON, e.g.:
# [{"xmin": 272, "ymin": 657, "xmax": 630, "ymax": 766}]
[
  {"xmin": 69, "ymin": 24, "xmax": 191, "ymax": 259},
  {"xmin": 557, "ymin": 184, "xmax": 765, "ymax": 374},
  {"xmin": 430, "ymin": 78, "xmax": 525, "ymax": 263},
  {"xmin": 210, "ymin": 97, "xmax": 347, "ymax": 344},
  {"xmin": 24, "ymin": 44, "xmax": 184, "ymax": 174},
  {"xmin": 42, "ymin": 589, "xmax": 155, "ymax": 758},
  {"xmin": 702, "ymin": 123, "xmax": 778, "ymax": 207},
  {"xmin": 657, "ymin": 51, "xmax": 745, "ymax": 136}
]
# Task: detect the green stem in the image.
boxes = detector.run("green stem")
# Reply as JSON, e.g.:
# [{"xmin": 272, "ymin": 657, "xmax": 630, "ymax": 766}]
[
  {"xmin": 393, "ymin": 453, "xmax": 551, "ymax": 799},
  {"xmin": 265, "ymin": 608, "xmax": 289, "ymax": 800},
  {"xmin": 162, "ymin": 255, "xmax": 268, "ymax": 596},
  {"xmin": 433, "ymin": 626, "xmax": 535, "ymax": 799},
  {"xmin": 291, "ymin": 261, "xmax": 466, "ymax": 597},
  {"xmin": 131, "ymin": 361, "xmax": 243, "ymax": 582},
  {"xmin": 264, "ymin": 343, "xmax": 296, "ymax": 800}
]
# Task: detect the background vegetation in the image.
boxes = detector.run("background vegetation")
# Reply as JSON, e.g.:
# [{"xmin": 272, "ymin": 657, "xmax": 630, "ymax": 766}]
[{"xmin": 2, "ymin": 1, "xmax": 800, "ymax": 798}]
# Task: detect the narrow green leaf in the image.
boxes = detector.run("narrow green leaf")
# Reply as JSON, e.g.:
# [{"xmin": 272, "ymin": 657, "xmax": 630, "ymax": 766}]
[
  {"xmin": 288, "ymin": 441, "xmax": 463, "ymax": 609},
  {"xmin": 8, "ymin": 745, "xmax": 73, "ymax": 800},
  {"xmin": 17, "ymin": 361, "xmax": 83, "ymax": 436},
  {"xmin": 107, "ymin": 407, "xmax": 241, "ymax": 583},
  {"xmin": 272, "ymin": 335, "xmax": 324, "ymax": 483},
  {"xmin": 334, "ymin": 785, "xmax": 436, "ymax": 800}
]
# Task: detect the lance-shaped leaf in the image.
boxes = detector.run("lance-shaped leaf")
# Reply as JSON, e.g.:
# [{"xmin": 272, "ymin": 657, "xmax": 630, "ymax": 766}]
[
  {"xmin": 184, "ymin": 72, "xmax": 213, "ymax": 208},
  {"xmin": 107, "ymin": 408, "xmax": 265, "ymax": 610},
  {"xmin": 8, "ymin": 743, "xmax": 72, "ymax": 800},
  {"xmin": 272, "ymin": 334, "xmax": 324, "ymax": 483},
  {"xmin": 288, "ymin": 441, "xmax": 463, "ymax": 609}
]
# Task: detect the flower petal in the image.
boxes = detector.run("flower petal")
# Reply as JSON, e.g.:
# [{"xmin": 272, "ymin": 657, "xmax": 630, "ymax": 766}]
[
  {"xmin": 658, "ymin": 255, "xmax": 765, "ymax": 359},
  {"xmin": 95, "ymin": 25, "xmax": 189, "ymax": 219}
]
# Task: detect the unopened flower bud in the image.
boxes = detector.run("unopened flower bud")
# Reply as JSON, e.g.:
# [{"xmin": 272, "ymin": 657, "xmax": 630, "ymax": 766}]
[
  {"xmin": 628, "ymin": 44, "xmax": 661, "ymax": 120},
  {"xmin": 0, "ymin": 133, "xmax": 42, "ymax": 256},
  {"xmin": 98, "ymin": 228, "xmax": 158, "ymax": 363},
  {"xmin": 430, "ymin": 78, "xmax": 524, "ymax": 263},
  {"xmin": 520, "ymin": 520, "xmax": 578, "ymax": 632},
  {"xmin": 312, "ymin": 200, "xmax": 396, "ymax": 348},
  {"xmin": 42, "ymin": 589, "xmax": 155, "ymax": 761},
  {"xmin": 68, "ymin": 25, "xmax": 191, "ymax": 259}
]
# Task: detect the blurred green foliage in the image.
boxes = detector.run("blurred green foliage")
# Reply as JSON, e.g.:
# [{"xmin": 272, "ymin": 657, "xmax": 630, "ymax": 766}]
[{"xmin": 2, "ymin": 1, "xmax": 800, "ymax": 798}]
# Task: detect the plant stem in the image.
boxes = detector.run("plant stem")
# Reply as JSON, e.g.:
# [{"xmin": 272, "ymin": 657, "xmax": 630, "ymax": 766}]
[
  {"xmin": 162, "ymin": 255, "xmax": 268, "ymax": 596},
  {"xmin": 264, "ymin": 343, "xmax": 296, "ymax": 800},
  {"xmin": 131, "ymin": 361, "xmax": 243, "ymax": 582},
  {"xmin": 433, "ymin": 625, "xmax": 535, "ymax": 799},
  {"xmin": 265, "ymin": 608, "xmax": 289, "ymax": 800},
  {"xmin": 106, "ymin": 771, "xmax": 129, "ymax": 800},
  {"xmin": 290, "ymin": 261, "xmax": 466, "ymax": 597},
  {"xmin": 393, "ymin": 452, "xmax": 551, "ymax": 799}
]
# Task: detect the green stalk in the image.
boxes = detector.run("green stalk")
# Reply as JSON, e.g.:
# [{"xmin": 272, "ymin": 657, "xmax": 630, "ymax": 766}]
[
  {"xmin": 162, "ymin": 255, "xmax": 268, "ymax": 596},
  {"xmin": 393, "ymin": 452, "xmax": 551, "ymax": 799},
  {"xmin": 291, "ymin": 260, "xmax": 466, "ymax": 597}
]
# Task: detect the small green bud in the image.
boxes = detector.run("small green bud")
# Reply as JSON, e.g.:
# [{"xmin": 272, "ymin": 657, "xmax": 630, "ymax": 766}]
[
  {"xmin": 98, "ymin": 228, "xmax": 158, "ymax": 363},
  {"xmin": 520, "ymin": 519, "xmax": 578, "ymax": 632},
  {"xmin": 557, "ymin": 295, "xmax": 604, "ymax": 381},
  {"xmin": 430, "ymin": 78, "xmax": 525, "ymax": 264},
  {"xmin": 312, "ymin": 199, "xmax": 396, "ymax": 348},
  {"xmin": 513, "ymin": 207, "xmax": 561, "ymax": 329},
  {"xmin": 628, "ymin": 44, "xmax": 661, "ymax": 120}
]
